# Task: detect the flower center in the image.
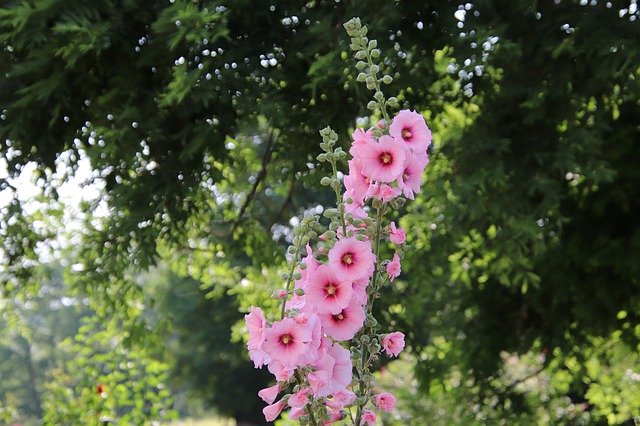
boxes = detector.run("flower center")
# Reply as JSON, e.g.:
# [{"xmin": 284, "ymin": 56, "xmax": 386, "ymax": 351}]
[
  {"xmin": 380, "ymin": 152, "xmax": 392, "ymax": 164},
  {"xmin": 333, "ymin": 312, "xmax": 345, "ymax": 321},
  {"xmin": 325, "ymin": 283, "xmax": 337, "ymax": 295},
  {"xmin": 402, "ymin": 128, "xmax": 412, "ymax": 139},
  {"xmin": 281, "ymin": 334, "xmax": 292, "ymax": 345},
  {"xmin": 403, "ymin": 171, "xmax": 410, "ymax": 180},
  {"xmin": 342, "ymin": 253, "xmax": 353, "ymax": 265}
]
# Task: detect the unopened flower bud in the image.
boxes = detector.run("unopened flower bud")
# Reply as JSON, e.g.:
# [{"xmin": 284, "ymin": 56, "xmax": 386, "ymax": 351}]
[
  {"xmin": 294, "ymin": 288, "xmax": 305, "ymax": 296},
  {"xmin": 320, "ymin": 177, "xmax": 331, "ymax": 186},
  {"xmin": 382, "ymin": 75, "xmax": 393, "ymax": 84},
  {"xmin": 367, "ymin": 101, "xmax": 377, "ymax": 110},
  {"xmin": 273, "ymin": 289, "xmax": 288, "ymax": 300},
  {"xmin": 356, "ymin": 72, "xmax": 367, "ymax": 82}
]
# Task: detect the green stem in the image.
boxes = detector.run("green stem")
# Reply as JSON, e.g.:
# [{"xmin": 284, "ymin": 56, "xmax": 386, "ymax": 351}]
[
  {"xmin": 355, "ymin": 206, "xmax": 384, "ymax": 425},
  {"xmin": 331, "ymin": 160, "xmax": 348, "ymax": 237},
  {"xmin": 280, "ymin": 246, "xmax": 302, "ymax": 319},
  {"xmin": 365, "ymin": 51, "xmax": 390, "ymax": 124}
]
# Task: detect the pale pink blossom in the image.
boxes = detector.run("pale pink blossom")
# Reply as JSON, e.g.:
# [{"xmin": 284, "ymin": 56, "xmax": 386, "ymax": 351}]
[
  {"xmin": 360, "ymin": 410, "xmax": 377, "ymax": 425},
  {"xmin": 386, "ymin": 253, "xmax": 401, "ymax": 282},
  {"xmin": 307, "ymin": 369, "xmax": 328, "ymax": 394},
  {"xmin": 367, "ymin": 182, "xmax": 402, "ymax": 203},
  {"xmin": 388, "ymin": 222, "xmax": 406, "ymax": 245},
  {"xmin": 305, "ymin": 265, "xmax": 353, "ymax": 314},
  {"xmin": 381, "ymin": 331, "xmax": 405, "ymax": 357},
  {"xmin": 344, "ymin": 158, "xmax": 371, "ymax": 205},
  {"xmin": 397, "ymin": 150, "xmax": 425, "ymax": 200},
  {"xmin": 352, "ymin": 277, "xmax": 369, "ymax": 305},
  {"xmin": 267, "ymin": 359, "xmax": 295, "ymax": 381},
  {"xmin": 248, "ymin": 346, "xmax": 271, "ymax": 369},
  {"xmin": 288, "ymin": 387, "xmax": 311, "ymax": 408},
  {"xmin": 320, "ymin": 298, "xmax": 366, "ymax": 341},
  {"xmin": 245, "ymin": 307, "xmax": 267, "ymax": 350},
  {"xmin": 350, "ymin": 128, "xmax": 374, "ymax": 157},
  {"xmin": 374, "ymin": 392, "xmax": 397, "ymax": 412},
  {"xmin": 327, "ymin": 390, "xmax": 356, "ymax": 410},
  {"xmin": 258, "ymin": 383, "xmax": 281, "ymax": 404},
  {"xmin": 289, "ymin": 406, "xmax": 306, "ymax": 420},
  {"xmin": 263, "ymin": 317, "xmax": 312, "ymax": 366},
  {"xmin": 389, "ymin": 109, "xmax": 432, "ymax": 153},
  {"xmin": 344, "ymin": 200, "xmax": 368, "ymax": 220},
  {"xmin": 263, "ymin": 399, "xmax": 285, "ymax": 422},
  {"xmin": 328, "ymin": 237, "xmax": 375, "ymax": 282},
  {"xmin": 295, "ymin": 312, "xmax": 323, "ymax": 365},
  {"xmin": 358, "ymin": 135, "xmax": 406, "ymax": 183},
  {"xmin": 312, "ymin": 343, "xmax": 353, "ymax": 397}
]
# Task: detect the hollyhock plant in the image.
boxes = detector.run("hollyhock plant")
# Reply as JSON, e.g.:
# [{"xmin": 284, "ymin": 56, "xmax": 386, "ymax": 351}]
[{"xmin": 243, "ymin": 17, "xmax": 432, "ymax": 424}]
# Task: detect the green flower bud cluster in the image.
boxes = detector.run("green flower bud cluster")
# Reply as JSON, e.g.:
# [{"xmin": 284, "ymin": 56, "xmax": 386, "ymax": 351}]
[{"xmin": 343, "ymin": 18, "xmax": 397, "ymax": 124}]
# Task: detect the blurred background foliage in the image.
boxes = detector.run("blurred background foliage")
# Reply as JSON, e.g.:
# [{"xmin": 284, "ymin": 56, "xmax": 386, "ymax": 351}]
[{"xmin": 1, "ymin": 0, "xmax": 639, "ymax": 424}]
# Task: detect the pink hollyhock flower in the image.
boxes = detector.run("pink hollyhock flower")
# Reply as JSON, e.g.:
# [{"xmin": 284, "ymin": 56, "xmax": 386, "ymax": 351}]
[
  {"xmin": 320, "ymin": 298, "xmax": 366, "ymax": 341},
  {"xmin": 367, "ymin": 182, "xmax": 402, "ymax": 203},
  {"xmin": 289, "ymin": 406, "xmax": 306, "ymax": 420},
  {"xmin": 352, "ymin": 277, "xmax": 369, "ymax": 305},
  {"xmin": 288, "ymin": 387, "xmax": 311, "ymax": 408},
  {"xmin": 305, "ymin": 265, "xmax": 353, "ymax": 314},
  {"xmin": 349, "ymin": 128, "xmax": 374, "ymax": 156},
  {"xmin": 359, "ymin": 135, "xmax": 406, "ymax": 183},
  {"xmin": 389, "ymin": 109, "xmax": 432, "ymax": 153},
  {"xmin": 388, "ymin": 222, "xmax": 406, "ymax": 245},
  {"xmin": 307, "ymin": 369, "xmax": 328, "ymax": 394},
  {"xmin": 360, "ymin": 410, "xmax": 376, "ymax": 425},
  {"xmin": 328, "ymin": 237, "xmax": 375, "ymax": 282},
  {"xmin": 344, "ymin": 200, "xmax": 368, "ymax": 220},
  {"xmin": 381, "ymin": 331, "xmax": 405, "ymax": 357},
  {"xmin": 374, "ymin": 392, "xmax": 397, "ymax": 412},
  {"xmin": 296, "ymin": 312, "xmax": 323, "ymax": 365},
  {"xmin": 267, "ymin": 359, "xmax": 295, "ymax": 381},
  {"xmin": 326, "ymin": 390, "xmax": 356, "ymax": 410},
  {"xmin": 397, "ymin": 150, "xmax": 425, "ymax": 200},
  {"xmin": 344, "ymin": 158, "xmax": 371, "ymax": 205},
  {"xmin": 258, "ymin": 383, "xmax": 281, "ymax": 404},
  {"xmin": 245, "ymin": 307, "xmax": 266, "ymax": 350},
  {"xmin": 263, "ymin": 399, "xmax": 285, "ymax": 422},
  {"xmin": 263, "ymin": 317, "xmax": 312, "ymax": 366},
  {"xmin": 386, "ymin": 253, "xmax": 401, "ymax": 282},
  {"xmin": 248, "ymin": 347, "xmax": 271, "ymax": 369},
  {"xmin": 313, "ymin": 343, "xmax": 353, "ymax": 397}
]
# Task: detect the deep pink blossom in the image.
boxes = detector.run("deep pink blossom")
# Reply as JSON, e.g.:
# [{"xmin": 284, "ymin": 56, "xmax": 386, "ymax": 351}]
[
  {"xmin": 306, "ymin": 265, "xmax": 353, "ymax": 314},
  {"xmin": 360, "ymin": 410, "xmax": 377, "ymax": 426},
  {"xmin": 386, "ymin": 253, "xmax": 401, "ymax": 282},
  {"xmin": 381, "ymin": 331, "xmax": 405, "ymax": 357},
  {"xmin": 389, "ymin": 109, "xmax": 432, "ymax": 153},
  {"xmin": 327, "ymin": 390, "xmax": 356, "ymax": 411},
  {"xmin": 320, "ymin": 298, "xmax": 366, "ymax": 341},
  {"xmin": 358, "ymin": 135, "xmax": 406, "ymax": 183},
  {"xmin": 263, "ymin": 399, "xmax": 285, "ymax": 422},
  {"xmin": 388, "ymin": 222, "xmax": 406, "ymax": 245},
  {"xmin": 263, "ymin": 317, "xmax": 312, "ymax": 366},
  {"xmin": 328, "ymin": 237, "xmax": 375, "ymax": 282},
  {"xmin": 258, "ymin": 383, "xmax": 281, "ymax": 404},
  {"xmin": 374, "ymin": 392, "xmax": 397, "ymax": 412}
]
